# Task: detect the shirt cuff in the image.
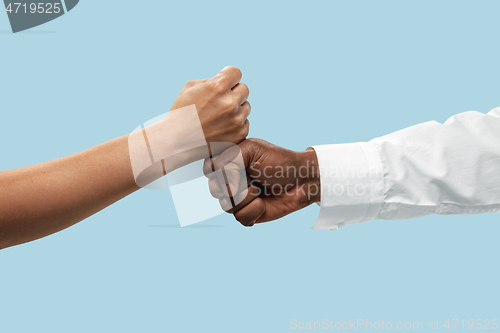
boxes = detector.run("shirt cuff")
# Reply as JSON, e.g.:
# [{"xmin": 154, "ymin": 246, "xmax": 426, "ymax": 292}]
[{"xmin": 309, "ymin": 142, "xmax": 384, "ymax": 230}]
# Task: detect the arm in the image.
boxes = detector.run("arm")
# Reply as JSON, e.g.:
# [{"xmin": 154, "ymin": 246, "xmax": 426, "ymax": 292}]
[
  {"xmin": 207, "ymin": 107, "xmax": 500, "ymax": 230},
  {"xmin": 312, "ymin": 106, "xmax": 500, "ymax": 230},
  {"xmin": 0, "ymin": 135, "xmax": 139, "ymax": 249},
  {"xmin": 0, "ymin": 66, "xmax": 251, "ymax": 249}
]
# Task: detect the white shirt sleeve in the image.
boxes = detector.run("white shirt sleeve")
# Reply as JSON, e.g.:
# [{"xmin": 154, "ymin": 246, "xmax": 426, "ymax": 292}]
[{"xmin": 311, "ymin": 107, "xmax": 500, "ymax": 231}]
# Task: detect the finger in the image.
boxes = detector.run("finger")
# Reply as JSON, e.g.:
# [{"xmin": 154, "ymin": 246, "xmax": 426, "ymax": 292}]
[
  {"xmin": 204, "ymin": 155, "xmax": 236, "ymax": 196},
  {"xmin": 205, "ymin": 144, "xmax": 246, "ymax": 197},
  {"xmin": 219, "ymin": 163, "xmax": 243, "ymax": 197},
  {"xmin": 203, "ymin": 142, "xmax": 239, "ymax": 177},
  {"xmin": 212, "ymin": 145, "xmax": 245, "ymax": 172},
  {"xmin": 207, "ymin": 162, "xmax": 238, "ymax": 198},
  {"xmin": 212, "ymin": 66, "xmax": 242, "ymax": 91},
  {"xmin": 210, "ymin": 139, "xmax": 256, "ymax": 181},
  {"xmin": 203, "ymin": 157, "xmax": 215, "ymax": 177},
  {"xmin": 237, "ymin": 102, "xmax": 251, "ymax": 124},
  {"xmin": 208, "ymin": 177, "xmax": 225, "ymax": 199},
  {"xmin": 208, "ymin": 166, "xmax": 244, "ymax": 201},
  {"xmin": 232, "ymin": 83, "xmax": 249, "ymax": 105},
  {"xmin": 235, "ymin": 119, "xmax": 250, "ymax": 142},
  {"xmin": 219, "ymin": 180, "xmax": 260, "ymax": 213},
  {"xmin": 234, "ymin": 197, "xmax": 266, "ymax": 227}
]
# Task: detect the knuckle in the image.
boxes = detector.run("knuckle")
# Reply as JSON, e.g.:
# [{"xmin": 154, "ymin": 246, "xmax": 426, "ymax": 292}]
[
  {"xmin": 209, "ymin": 186, "xmax": 221, "ymax": 199},
  {"xmin": 239, "ymin": 112, "xmax": 249, "ymax": 124},
  {"xmin": 231, "ymin": 97, "xmax": 240, "ymax": 108},
  {"xmin": 209, "ymin": 186, "xmax": 217, "ymax": 197},
  {"xmin": 212, "ymin": 77, "xmax": 228, "ymax": 93},
  {"xmin": 203, "ymin": 158, "xmax": 213, "ymax": 176},
  {"xmin": 227, "ymin": 66, "xmax": 242, "ymax": 78},
  {"xmin": 245, "ymin": 137, "xmax": 257, "ymax": 145},
  {"xmin": 222, "ymin": 97, "xmax": 238, "ymax": 113},
  {"xmin": 184, "ymin": 80, "xmax": 196, "ymax": 88},
  {"xmin": 219, "ymin": 198, "xmax": 233, "ymax": 212},
  {"xmin": 242, "ymin": 123, "xmax": 250, "ymax": 136},
  {"xmin": 243, "ymin": 137, "xmax": 262, "ymax": 150},
  {"xmin": 231, "ymin": 117, "xmax": 245, "ymax": 134},
  {"xmin": 246, "ymin": 137, "xmax": 262, "ymax": 145},
  {"xmin": 239, "ymin": 128, "xmax": 249, "ymax": 141},
  {"xmin": 231, "ymin": 117, "xmax": 243, "ymax": 130},
  {"xmin": 212, "ymin": 159, "xmax": 225, "ymax": 171}
]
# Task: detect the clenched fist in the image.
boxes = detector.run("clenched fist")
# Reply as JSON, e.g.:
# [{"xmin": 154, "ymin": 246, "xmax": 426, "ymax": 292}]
[
  {"xmin": 128, "ymin": 66, "xmax": 251, "ymax": 186},
  {"xmin": 170, "ymin": 66, "xmax": 251, "ymax": 148},
  {"xmin": 204, "ymin": 139, "xmax": 321, "ymax": 227}
]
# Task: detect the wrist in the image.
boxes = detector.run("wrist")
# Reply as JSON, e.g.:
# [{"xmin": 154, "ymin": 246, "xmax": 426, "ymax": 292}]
[
  {"xmin": 295, "ymin": 149, "xmax": 321, "ymax": 205},
  {"xmin": 148, "ymin": 110, "xmax": 209, "ymax": 168}
]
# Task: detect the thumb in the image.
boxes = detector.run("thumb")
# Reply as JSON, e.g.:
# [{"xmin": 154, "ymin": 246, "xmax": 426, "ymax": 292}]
[{"xmin": 210, "ymin": 139, "xmax": 259, "ymax": 196}]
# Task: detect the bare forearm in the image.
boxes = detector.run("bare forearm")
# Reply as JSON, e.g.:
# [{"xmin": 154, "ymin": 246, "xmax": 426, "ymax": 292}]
[
  {"xmin": 0, "ymin": 134, "xmax": 140, "ymax": 250},
  {"xmin": 0, "ymin": 66, "xmax": 251, "ymax": 249}
]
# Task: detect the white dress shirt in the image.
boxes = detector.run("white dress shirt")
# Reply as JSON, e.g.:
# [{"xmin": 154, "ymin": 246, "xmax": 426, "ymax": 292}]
[{"xmin": 311, "ymin": 107, "xmax": 500, "ymax": 230}]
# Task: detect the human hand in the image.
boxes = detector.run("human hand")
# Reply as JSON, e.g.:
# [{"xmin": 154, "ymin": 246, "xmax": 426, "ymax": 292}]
[
  {"xmin": 170, "ymin": 66, "xmax": 250, "ymax": 147},
  {"xmin": 204, "ymin": 139, "xmax": 321, "ymax": 227}
]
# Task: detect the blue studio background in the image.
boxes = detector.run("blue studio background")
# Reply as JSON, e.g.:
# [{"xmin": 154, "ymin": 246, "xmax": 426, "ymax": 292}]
[{"xmin": 1, "ymin": 1, "xmax": 499, "ymax": 332}]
